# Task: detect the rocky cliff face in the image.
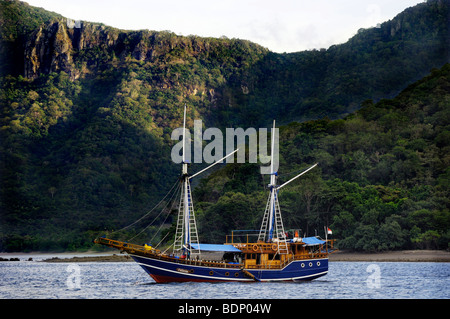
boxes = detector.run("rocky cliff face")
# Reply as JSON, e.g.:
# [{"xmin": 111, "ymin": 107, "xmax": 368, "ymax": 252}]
[
  {"xmin": 23, "ymin": 18, "xmax": 122, "ymax": 79},
  {"xmin": 5, "ymin": 0, "xmax": 449, "ymax": 126},
  {"xmin": 24, "ymin": 20, "xmax": 72, "ymax": 78},
  {"xmin": 22, "ymin": 16, "xmax": 266, "ymax": 81}
]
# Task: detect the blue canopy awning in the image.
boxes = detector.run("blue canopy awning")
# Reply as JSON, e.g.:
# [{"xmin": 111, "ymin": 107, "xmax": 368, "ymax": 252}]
[
  {"xmin": 302, "ymin": 237, "xmax": 326, "ymax": 246},
  {"xmin": 191, "ymin": 244, "xmax": 241, "ymax": 252}
]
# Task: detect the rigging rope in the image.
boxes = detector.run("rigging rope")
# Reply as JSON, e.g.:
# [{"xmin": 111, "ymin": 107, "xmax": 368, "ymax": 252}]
[
  {"xmin": 148, "ymin": 183, "xmax": 181, "ymax": 244},
  {"xmin": 109, "ymin": 180, "xmax": 180, "ymax": 236},
  {"xmin": 127, "ymin": 181, "xmax": 181, "ymax": 243}
]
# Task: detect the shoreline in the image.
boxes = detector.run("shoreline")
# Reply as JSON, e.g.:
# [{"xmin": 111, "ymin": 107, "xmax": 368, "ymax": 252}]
[
  {"xmin": 41, "ymin": 253, "xmax": 133, "ymax": 263},
  {"xmin": 329, "ymin": 250, "xmax": 450, "ymax": 262},
  {"xmin": 1, "ymin": 249, "xmax": 449, "ymax": 263},
  {"xmin": 0, "ymin": 251, "xmax": 133, "ymax": 263}
]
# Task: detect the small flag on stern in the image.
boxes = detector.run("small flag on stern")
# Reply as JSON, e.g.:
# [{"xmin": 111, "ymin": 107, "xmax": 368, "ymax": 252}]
[{"xmin": 327, "ymin": 227, "xmax": 332, "ymax": 235}]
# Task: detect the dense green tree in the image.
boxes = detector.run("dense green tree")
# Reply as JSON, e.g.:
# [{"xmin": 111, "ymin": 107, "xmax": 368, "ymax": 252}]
[
  {"xmin": 192, "ymin": 64, "xmax": 450, "ymax": 251},
  {"xmin": 0, "ymin": 0, "xmax": 448, "ymax": 251}
]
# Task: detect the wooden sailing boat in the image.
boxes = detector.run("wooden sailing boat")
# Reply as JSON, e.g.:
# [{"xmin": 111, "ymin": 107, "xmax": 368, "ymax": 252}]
[{"xmin": 95, "ymin": 107, "xmax": 336, "ymax": 282}]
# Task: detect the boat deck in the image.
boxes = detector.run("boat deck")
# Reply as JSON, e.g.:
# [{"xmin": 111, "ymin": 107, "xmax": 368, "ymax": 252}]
[{"xmin": 94, "ymin": 237, "xmax": 334, "ymax": 270}]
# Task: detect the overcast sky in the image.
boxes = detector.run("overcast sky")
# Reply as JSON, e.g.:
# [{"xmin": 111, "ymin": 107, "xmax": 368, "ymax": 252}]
[{"xmin": 25, "ymin": 0, "xmax": 424, "ymax": 53}]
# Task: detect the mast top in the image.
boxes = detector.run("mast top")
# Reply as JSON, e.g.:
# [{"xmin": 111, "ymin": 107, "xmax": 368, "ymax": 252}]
[
  {"xmin": 269, "ymin": 120, "xmax": 277, "ymax": 187},
  {"xmin": 182, "ymin": 103, "xmax": 187, "ymax": 161}
]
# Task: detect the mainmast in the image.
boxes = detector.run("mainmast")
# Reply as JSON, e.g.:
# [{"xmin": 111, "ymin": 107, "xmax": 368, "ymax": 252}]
[
  {"xmin": 267, "ymin": 120, "xmax": 282, "ymax": 243},
  {"xmin": 258, "ymin": 120, "xmax": 318, "ymax": 254},
  {"xmin": 258, "ymin": 120, "xmax": 287, "ymax": 249}
]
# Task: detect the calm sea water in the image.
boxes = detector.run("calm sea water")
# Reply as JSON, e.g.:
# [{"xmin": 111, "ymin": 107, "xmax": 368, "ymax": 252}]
[{"xmin": 0, "ymin": 255, "xmax": 448, "ymax": 299}]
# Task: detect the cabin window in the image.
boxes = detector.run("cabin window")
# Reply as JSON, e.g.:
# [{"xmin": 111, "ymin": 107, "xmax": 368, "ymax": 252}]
[
  {"xmin": 268, "ymin": 254, "xmax": 280, "ymax": 260},
  {"xmin": 245, "ymin": 253, "xmax": 261, "ymax": 264},
  {"xmin": 246, "ymin": 253, "xmax": 256, "ymax": 259}
]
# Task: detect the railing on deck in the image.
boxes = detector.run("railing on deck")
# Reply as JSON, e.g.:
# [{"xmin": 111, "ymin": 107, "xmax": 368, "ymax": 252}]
[
  {"xmin": 94, "ymin": 237, "xmax": 242, "ymax": 269},
  {"xmin": 95, "ymin": 236, "xmax": 334, "ymax": 270}
]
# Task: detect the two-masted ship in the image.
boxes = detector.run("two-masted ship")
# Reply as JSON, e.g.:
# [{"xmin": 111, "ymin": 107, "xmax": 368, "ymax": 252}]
[{"xmin": 95, "ymin": 108, "xmax": 335, "ymax": 282}]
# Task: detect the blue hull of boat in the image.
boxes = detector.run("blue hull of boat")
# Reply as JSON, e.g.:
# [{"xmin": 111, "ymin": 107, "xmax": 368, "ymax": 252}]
[{"xmin": 131, "ymin": 254, "xmax": 328, "ymax": 283}]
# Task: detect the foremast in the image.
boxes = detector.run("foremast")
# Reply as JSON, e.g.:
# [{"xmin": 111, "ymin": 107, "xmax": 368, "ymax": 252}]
[
  {"xmin": 173, "ymin": 105, "xmax": 200, "ymax": 258},
  {"xmin": 173, "ymin": 104, "xmax": 238, "ymax": 259},
  {"xmin": 173, "ymin": 165, "xmax": 201, "ymax": 258}
]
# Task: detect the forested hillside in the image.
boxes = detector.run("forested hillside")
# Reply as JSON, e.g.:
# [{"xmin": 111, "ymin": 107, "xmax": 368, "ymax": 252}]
[
  {"xmin": 193, "ymin": 64, "xmax": 450, "ymax": 251},
  {"xmin": 0, "ymin": 0, "xmax": 448, "ymax": 251}
]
